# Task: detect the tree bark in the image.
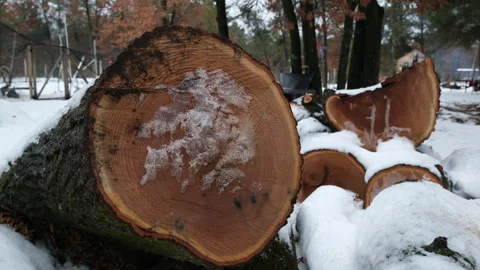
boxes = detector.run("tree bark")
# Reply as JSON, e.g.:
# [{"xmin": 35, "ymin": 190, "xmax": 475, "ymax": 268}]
[
  {"xmin": 281, "ymin": 0, "xmax": 302, "ymax": 74},
  {"xmin": 82, "ymin": 0, "xmax": 95, "ymax": 54},
  {"xmin": 0, "ymin": 26, "xmax": 299, "ymax": 269},
  {"xmin": 215, "ymin": 0, "xmax": 229, "ymax": 39},
  {"xmin": 347, "ymin": 0, "xmax": 384, "ymax": 89},
  {"xmin": 300, "ymin": 0, "xmax": 322, "ymax": 94},
  {"xmin": 337, "ymin": 0, "xmax": 356, "ymax": 90},
  {"xmin": 321, "ymin": 0, "xmax": 328, "ymax": 88}
]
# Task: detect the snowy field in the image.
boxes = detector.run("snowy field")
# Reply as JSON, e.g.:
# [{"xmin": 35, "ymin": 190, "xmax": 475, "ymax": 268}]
[
  {"xmin": 1, "ymin": 78, "xmax": 92, "ymax": 269},
  {"xmin": 1, "ymin": 78, "xmax": 480, "ymax": 269}
]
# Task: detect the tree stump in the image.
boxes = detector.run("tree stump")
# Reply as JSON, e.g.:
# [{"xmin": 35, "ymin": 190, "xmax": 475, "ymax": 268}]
[{"xmin": 0, "ymin": 26, "xmax": 301, "ymax": 268}]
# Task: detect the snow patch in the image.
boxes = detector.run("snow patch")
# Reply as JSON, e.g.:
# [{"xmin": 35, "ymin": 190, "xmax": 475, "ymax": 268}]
[
  {"xmin": 290, "ymin": 104, "xmax": 310, "ymax": 121},
  {"xmin": 357, "ymin": 181, "xmax": 480, "ymax": 270},
  {"xmin": 0, "ymin": 225, "xmax": 88, "ymax": 270},
  {"xmin": 278, "ymin": 204, "xmax": 300, "ymax": 250},
  {"xmin": 139, "ymin": 68, "xmax": 255, "ymax": 194},
  {"xmin": 335, "ymin": 83, "xmax": 382, "ymax": 95},
  {"xmin": 296, "ymin": 117, "xmax": 329, "ymax": 138},
  {"xmin": 0, "ymin": 82, "xmax": 92, "ymax": 174},
  {"xmin": 442, "ymin": 148, "xmax": 480, "ymax": 199},
  {"xmin": 296, "ymin": 186, "xmax": 362, "ymax": 269},
  {"xmin": 416, "ymin": 144, "xmax": 442, "ymax": 161},
  {"xmin": 296, "ymin": 182, "xmax": 480, "ymax": 270}
]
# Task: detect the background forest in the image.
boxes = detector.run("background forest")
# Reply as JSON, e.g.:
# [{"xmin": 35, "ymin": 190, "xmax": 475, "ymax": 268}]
[{"xmin": 1, "ymin": 0, "xmax": 479, "ymax": 91}]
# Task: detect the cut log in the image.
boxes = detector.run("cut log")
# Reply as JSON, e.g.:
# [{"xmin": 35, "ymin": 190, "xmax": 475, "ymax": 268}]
[
  {"xmin": 325, "ymin": 58, "xmax": 440, "ymax": 151},
  {"xmin": 297, "ymin": 94, "xmax": 335, "ymax": 131},
  {"xmin": 363, "ymin": 164, "xmax": 446, "ymax": 208},
  {"xmin": 0, "ymin": 26, "xmax": 300, "ymax": 268},
  {"xmin": 299, "ymin": 150, "xmax": 366, "ymax": 202}
]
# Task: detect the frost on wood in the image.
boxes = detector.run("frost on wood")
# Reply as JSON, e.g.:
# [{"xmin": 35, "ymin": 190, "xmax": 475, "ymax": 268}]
[
  {"xmin": 138, "ymin": 68, "xmax": 255, "ymax": 194},
  {"xmin": 343, "ymin": 95, "xmax": 411, "ymax": 149}
]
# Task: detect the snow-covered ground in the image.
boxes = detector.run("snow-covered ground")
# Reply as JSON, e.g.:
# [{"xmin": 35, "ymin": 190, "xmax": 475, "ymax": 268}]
[
  {"xmin": 426, "ymin": 89, "xmax": 480, "ymax": 158},
  {"xmin": 1, "ymin": 78, "xmax": 92, "ymax": 269},
  {"xmin": 1, "ymin": 78, "xmax": 480, "ymax": 269}
]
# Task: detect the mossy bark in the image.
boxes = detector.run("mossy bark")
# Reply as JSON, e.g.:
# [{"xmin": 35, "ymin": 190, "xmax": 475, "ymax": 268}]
[
  {"xmin": 400, "ymin": 237, "xmax": 476, "ymax": 270},
  {"xmin": 0, "ymin": 85, "xmax": 297, "ymax": 269}
]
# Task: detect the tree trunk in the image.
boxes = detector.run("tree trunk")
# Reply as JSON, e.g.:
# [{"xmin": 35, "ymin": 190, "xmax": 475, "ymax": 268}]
[
  {"xmin": 82, "ymin": 0, "xmax": 95, "ymax": 54},
  {"xmin": 170, "ymin": 6, "xmax": 176, "ymax": 25},
  {"xmin": 321, "ymin": 0, "xmax": 328, "ymax": 88},
  {"xmin": 215, "ymin": 0, "xmax": 229, "ymax": 39},
  {"xmin": 337, "ymin": 0, "xmax": 356, "ymax": 90},
  {"xmin": 419, "ymin": 13, "xmax": 424, "ymax": 53},
  {"xmin": 300, "ymin": 0, "xmax": 322, "ymax": 94},
  {"xmin": 162, "ymin": 0, "xmax": 169, "ymax": 26},
  {"xmin": 0, "ymin": 26, "xmax": 300, "ymax": 269},
  {"xmin": 347, "ymin": 0, "xmax": 384, "ymax": 89},
  {"xmin": 281, "ymin": 0, "xmax": 302, "ymax": 74},
  {"xmin": 280, "ymin": 28, "xmax": 289, "ymax": 69}
]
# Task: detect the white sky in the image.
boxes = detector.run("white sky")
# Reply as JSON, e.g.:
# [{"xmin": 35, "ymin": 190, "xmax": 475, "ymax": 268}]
[{"xmin": 226, "ymin": 0, "xmax": 275, "ymax": 30}]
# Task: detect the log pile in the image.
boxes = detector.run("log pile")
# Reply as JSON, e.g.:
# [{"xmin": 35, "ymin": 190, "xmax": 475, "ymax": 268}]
[{"xmin": 295, "ymin": 58, "xmax": 450, "ymax": 208}]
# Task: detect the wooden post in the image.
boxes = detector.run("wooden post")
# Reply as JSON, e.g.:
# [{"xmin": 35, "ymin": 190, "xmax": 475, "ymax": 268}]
[
  {"xmin": 32, "ymin": 46, "xmax": 37, "ymax": 97},
  {"xmin": 62, "ymin": 48, "xmax": 70, "ymax": 99},
  {"xmin": 93, "ymin": 39, "xmax": 98, "ymax": 77},
  {"xmin": 37, "ymin": 55, "xmax": 61, "ymax": 98},
  {"xmin": 7, "ymin": 32, "xmax": 17, "ymax": 87},
  {"xmin": 63, "ymin": 14, "xmax": 73, "ymax": 80},
  {"xmin": 471, "ymin": 42, "xmax": 479, "ymax": 85},
  {"xmin": 24, "ymin": 58, "xmax": 27, "ymax": 82},
  {"xmin": 27, "ymin": 44, "xmax": 37, "ymax": 99}
]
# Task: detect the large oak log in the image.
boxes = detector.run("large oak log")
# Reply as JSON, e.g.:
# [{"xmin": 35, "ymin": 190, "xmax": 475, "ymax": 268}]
[
  {"xmin": 0, "ymin": 26, "xmax": 300, "ymax": 268},
  {"xmin": 325, "ymin": 58, "xmax": 440, "ymax": 151}
]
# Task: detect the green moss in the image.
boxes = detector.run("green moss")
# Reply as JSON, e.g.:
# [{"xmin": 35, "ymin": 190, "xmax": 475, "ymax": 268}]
[
  {"xmin": 422, "ymin": 237, "xmax": 475, "ymax": 269},
  {"xmin": 398, "ymin": 237, "xmax": 475, "ymax": 270}
]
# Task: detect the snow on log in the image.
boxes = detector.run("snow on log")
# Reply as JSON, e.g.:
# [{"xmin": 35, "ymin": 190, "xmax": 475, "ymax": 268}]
[
  {"xmin": 357, "ymin": 181, "xmax": 480, "ymax": 270},
  {"xmin": 298, "ymin": 132, "xmax": 448, "ymax": 204},
  {"xmin": 0, "ymin": 26, "xmax": 300, "ymax": 268},
  {"xmin": 325, "ymin": 58, "xmax": 440, "ymax": 151},
  {"xmin": 296, "ymin": 182, "xmax": 480, "ymax": 270},
  {"xmin": 299, "ymin": 150, "xmax": 365, "ymax": 202}
]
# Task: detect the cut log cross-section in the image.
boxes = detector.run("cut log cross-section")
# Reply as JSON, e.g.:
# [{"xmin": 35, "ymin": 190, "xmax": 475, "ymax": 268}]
[
  {"xmin": 325, "ymin": 58, "xmax": 440, "ymax": 151},
  {"xmin": 0, "ymin": 26, "xmax": 301, "ymax": 268},
  {"xmin": 299, "ymin": 150, "xmax": 366, "ymax": 202},
  {"xmin": 364, "ymin": 165, "xmax": 446, "ymax": 208}
]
